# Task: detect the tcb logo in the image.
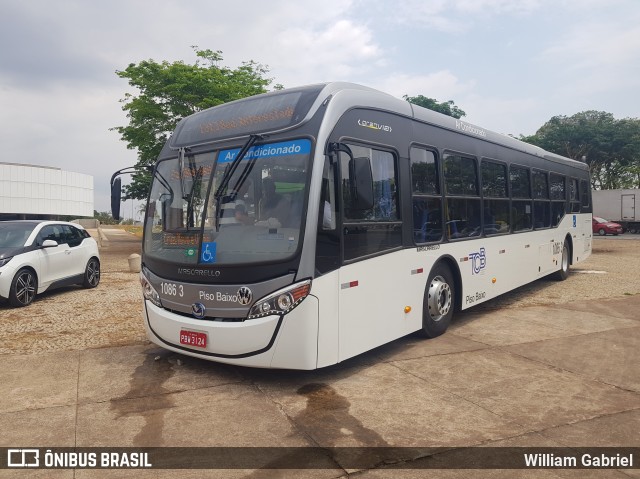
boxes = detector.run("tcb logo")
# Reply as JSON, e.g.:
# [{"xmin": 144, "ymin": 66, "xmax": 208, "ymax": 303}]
[{"xmin": 469, "ymin": 248, "xmax": 487, "ymax": 275}]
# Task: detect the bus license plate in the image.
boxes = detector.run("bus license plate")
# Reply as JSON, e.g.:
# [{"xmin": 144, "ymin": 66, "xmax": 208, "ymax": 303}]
[{"xmin": 180, "ymin": 330, "xmax": 207, "ymax": 348}]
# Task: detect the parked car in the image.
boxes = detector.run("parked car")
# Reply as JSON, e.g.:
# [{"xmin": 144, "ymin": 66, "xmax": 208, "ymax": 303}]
[
  {"xmin": 0, "ymin": 221, "xmax": 100, "ymax": 307},
  {"xmin": 592, "ymin": 216, "xmax": 624, "ymax": 236}
]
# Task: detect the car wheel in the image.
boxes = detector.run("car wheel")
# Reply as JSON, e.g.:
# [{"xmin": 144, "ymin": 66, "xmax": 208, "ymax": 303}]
[
  {"xmin": 598, "ymin": 228, "xmax": 606, "ymax": 236},
  {"xmin": 82, "ymin": 258, "xmax": 100, "ymax": 288},
  {"xmin": 421, "ymin": 263, "xmax": 455, "ymax": 338},
  {"xmin": 552, "ymin": 239, "xmax": 570, "ymax": 281},
  {"xmin": 9, "ymin": 268, "xmax": 37, "ymax": 307}
]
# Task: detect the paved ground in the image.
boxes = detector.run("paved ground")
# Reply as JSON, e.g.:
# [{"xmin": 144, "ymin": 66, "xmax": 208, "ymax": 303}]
[{"xmin": 1, "ymin": 230, "xmax": 639, "ymax": 478}]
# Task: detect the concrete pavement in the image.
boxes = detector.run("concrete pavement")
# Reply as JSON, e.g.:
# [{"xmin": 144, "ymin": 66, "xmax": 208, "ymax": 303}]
[{"xmin": 1, "ymin": 294, "xmax": 639, "ymax": 477}]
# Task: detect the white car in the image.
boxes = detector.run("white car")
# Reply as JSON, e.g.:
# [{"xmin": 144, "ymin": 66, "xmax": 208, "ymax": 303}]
[{"xmin": 0, "ymin": 221, "xmax": 100, "ymax": 307}]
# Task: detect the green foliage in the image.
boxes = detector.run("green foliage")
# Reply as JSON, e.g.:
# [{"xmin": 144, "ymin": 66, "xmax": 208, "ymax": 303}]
[
  {"xmin": 521, "ymin": 111, "xmax": 640, "ymax": 189},
  {"xmin": 112, "ymin": 47, "xmax": 273, "ymax": 200},
  {"xmin": 93, "ymin": 210, "xmax": 119, "ymax": 225},
  {"xmin": 403, "ymin": 95, "xmax": 466, "ymax": 119}
]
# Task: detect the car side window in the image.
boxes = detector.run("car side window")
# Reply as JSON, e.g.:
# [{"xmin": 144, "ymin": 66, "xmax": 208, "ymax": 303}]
[
  {"xmin": 38, "ymin": 225, "xmax": 64, "ymax": 246},
  {"xmin": 63, "ymin": 225, "xmax": 83, "ymax": 247}
]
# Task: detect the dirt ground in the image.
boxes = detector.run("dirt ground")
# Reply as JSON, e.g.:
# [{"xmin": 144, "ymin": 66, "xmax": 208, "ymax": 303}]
[{"xmin": 1, "ymin": 235, "xmax": 638, "ymax": 355}]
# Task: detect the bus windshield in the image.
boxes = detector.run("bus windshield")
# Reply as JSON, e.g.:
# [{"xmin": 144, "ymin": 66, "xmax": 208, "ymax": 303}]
[{"xmin": 143, "ymin": 138, "xmax": 312, "ymax": 266}]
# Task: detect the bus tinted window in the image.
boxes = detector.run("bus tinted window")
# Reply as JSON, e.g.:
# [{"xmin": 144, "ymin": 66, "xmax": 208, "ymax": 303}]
[
  {"xmin": 443, "ymin": 154, "xmax": 481, "ymax": 239},
  {"xmin": 411, "ymin": 147, "xmax": 442, "ymax": 243},
  {"xmin": 481, "ymin": 160, "xmax": 509, "ymax": 235},
  {"xmin": 341, "ymin": 145, "xmax": 402, "ymax": 260},
  {"xmin": 550, "ymin": 174, "xmax": 565, "ymax": 200},
  {"xmin": 447, "ymin": 198, "xmax": 481, "ymax": 238},
  {"xmin": 580, "ymin": 180, "xmax": 590, "ymax": 209},
  {"xmin": 342, "ymin": 147, "xmax": 398, "ymax": 222},
  {"xmin": 444, "ymin": 154, "xmax": 478, "ymax": 196},
  {"xmin": 483, "ymin": 200, "xmax": 510, "ymax": 235},
  {"xmin": 510, "ymin": 166, "xmax": 531, "ymax": 199},
  {"xmin": 532, "ymin": 170, "xmax": 550, "ymax": 229},
  {"xmin": 570, "ymin": 178, "xmax": 581, "ymax": 212},
  {"xmin": 411, "ymin": 148, "xmax": 439, "ymax": 194},
  {"xmin": 532, "ymin": 170, "xmax": 549, "ymax": 199},
  {"xmin": 512, "ymin": 201, "xmax": 532, "ymax": 231},
  {"xmin": 534, "ymin": 201, "xmax": 551, "ymax": 228},
  {"xmin": 482, "ymin": 161, "xmax": 507, "ymax": 198}
]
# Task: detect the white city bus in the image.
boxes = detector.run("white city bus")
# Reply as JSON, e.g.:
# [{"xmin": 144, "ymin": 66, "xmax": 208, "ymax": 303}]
[{"xmin": 112, "ymin": 83, "xmax": 592, "ymax": 369}]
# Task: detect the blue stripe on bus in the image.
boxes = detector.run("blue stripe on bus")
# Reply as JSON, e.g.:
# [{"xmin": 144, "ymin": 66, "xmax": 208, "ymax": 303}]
[{"xmin": 218, "ymin": 139, "xmax": 311, "ymax": 164}]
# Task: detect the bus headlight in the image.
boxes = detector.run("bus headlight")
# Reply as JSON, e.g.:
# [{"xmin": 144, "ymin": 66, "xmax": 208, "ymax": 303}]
[
  {"xmin": 140, "ymin": 272, "xmax": 162, "ymax": 308},
  {"xmin": 247, "ymin": 279, "xmax": 311, "ymax": 319}
]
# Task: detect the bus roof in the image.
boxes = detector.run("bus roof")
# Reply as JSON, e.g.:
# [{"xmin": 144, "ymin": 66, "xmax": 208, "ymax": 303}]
[{"xmin": 162, "ymin": 82, "xmax": 587, "ymax": 171}]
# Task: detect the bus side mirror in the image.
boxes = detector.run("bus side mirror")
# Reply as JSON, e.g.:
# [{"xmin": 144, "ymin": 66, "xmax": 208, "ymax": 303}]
[
  {"xmin": 111, "ymin": 177, "xmax": 122, "ymax": 221},
  {"xmin": 350, "ymin": 157, "xmax": 374, "ymax": 210}
]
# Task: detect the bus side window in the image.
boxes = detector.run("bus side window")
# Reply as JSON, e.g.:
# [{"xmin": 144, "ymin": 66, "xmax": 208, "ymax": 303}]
[
  {"xmin": 340, "ymin": 145, "xmax": 402, "ymax": 260},
  {"xmin": 443, "ymin": 153, "xmax": 481, "ymax": 239},
  {"xmin": 580, "ymin": 179, "xmax": 591, "ymax": 211},
  {"xmin": 510, "ymin": 165, "xmax": 532, "ymax": 232},
  {"xmin": 532, "ymin": 170, "xmax": 551, "ymax": 229},
  {"xmin": 570, "ymin": 178, "xmax": 581, "ymax": 213},
  {"xmin": 315, "ymin": 157, "xmax": 340, "ymax": 275},
  {"xmin": 481, "ymin": 160, "xmax": 510, "ymax": 235},
  {"xmin": 550, "ymin": 173, "xmax": 566, "ymax": 227},
  {"xmin": 410, "ymin": 147, "xmax": 442, "ymax": 243},
  {"xmin": 321, "ymin": 160, "xmax": 337, "ymax": 231}
]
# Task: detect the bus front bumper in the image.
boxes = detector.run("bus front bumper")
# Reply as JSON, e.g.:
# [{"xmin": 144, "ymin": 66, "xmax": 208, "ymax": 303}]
[{"xmin": 143, "ymin": 296, "xmax": 319, "ymax": 369}]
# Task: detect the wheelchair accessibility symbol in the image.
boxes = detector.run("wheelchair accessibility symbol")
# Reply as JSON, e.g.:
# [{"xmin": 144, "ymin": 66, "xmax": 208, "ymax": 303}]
[{"xmin": 201, "ymin": 242, "xmax": 217, "ymax": 263}]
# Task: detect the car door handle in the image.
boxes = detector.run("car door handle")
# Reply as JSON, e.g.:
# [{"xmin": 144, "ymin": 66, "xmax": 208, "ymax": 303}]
[{"xmin": 65, "ymin": 250, "xmax": 72, "ymax": 255}]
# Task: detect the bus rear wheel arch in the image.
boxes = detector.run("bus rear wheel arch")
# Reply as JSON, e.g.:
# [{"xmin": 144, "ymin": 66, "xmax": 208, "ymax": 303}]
[
  {"xmin": 421, "ymin": 262, "xmax": 457, "ymax": 338},
  {"xmin": 552, "ymin": 236, "xmax": 572, "ymax": 281}
]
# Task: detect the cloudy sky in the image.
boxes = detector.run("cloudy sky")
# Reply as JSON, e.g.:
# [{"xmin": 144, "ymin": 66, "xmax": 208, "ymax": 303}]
[{"xmin": 1, "ymin": 0, "xmax": 639, "ymax": 215}]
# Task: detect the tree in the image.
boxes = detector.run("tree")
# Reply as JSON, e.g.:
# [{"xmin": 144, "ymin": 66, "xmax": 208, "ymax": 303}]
[
  {"xmin": 112, "ymin": 48, "xmax": 274, "ymax": 200},
  {"xmin": 521, "ymin": 111, "xmax": 640, "ymax": 189},
  {"xmin": 93, "ymin": 210, "xmax": 118, "ymax": 225},
  {"xmin": 403, "ymin": 95, "xmax": 466, "ymax": 119}
]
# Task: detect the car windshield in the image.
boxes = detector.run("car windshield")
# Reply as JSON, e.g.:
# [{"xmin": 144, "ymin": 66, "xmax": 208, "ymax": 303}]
[
  {"xmin": 143, "ymin": 139, "xmax": 312, "ymax": 266},
  {"xmin": 593, "ymin": 217, "xmax": 607, "ymax": 223},
  {"xmin": 0, "ymin": 223, "xmax": 36, "ymax": 248}
]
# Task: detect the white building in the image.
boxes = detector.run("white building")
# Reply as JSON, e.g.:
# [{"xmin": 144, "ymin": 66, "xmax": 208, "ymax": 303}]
[{"xmin": 0, "ymin": 162, "xmax": 93, "ymax": 220}]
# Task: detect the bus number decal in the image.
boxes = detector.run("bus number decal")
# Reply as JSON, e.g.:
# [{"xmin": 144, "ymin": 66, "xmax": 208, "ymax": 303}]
[
  {"xmin": 161, "ymin": 282, "xmax": 184, "ymax": 297},
  {"xmin": 417, "ymin": 245, "xmax": 440, "ymax": 252},
  {"xmin": 552, "ymin": 242, "xmax": 563, "ymax": 255}
]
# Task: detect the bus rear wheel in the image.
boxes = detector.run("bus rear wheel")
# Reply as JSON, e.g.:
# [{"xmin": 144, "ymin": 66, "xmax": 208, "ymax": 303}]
[
  {"xmin": 421, "ymin": 264, "xmax": 454, "ymax": 338},
  {"xmin": 552, "ymin": 239, "xmax": 570, "ymax": 281}
]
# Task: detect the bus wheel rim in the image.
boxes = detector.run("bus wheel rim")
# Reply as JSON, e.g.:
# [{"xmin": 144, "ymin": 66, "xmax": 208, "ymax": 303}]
[{"xmin": 428, "ymin": 275, "xmax": 452, "ymax": 322}]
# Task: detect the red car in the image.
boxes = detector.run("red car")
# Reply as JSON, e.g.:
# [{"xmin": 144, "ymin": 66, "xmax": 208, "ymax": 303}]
[{"xmin": 592, "ymin": 216, "xmax": 623, "ymax": 236}]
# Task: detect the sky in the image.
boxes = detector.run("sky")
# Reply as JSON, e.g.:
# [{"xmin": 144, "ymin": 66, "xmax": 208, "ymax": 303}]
[{"xmin": 1, "ymin": 0, "xmax": 639, "ymax": 216}]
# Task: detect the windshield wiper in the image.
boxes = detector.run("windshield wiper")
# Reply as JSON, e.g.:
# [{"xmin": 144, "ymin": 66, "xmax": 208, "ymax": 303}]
[
  {"xmin": 213, "ymin": 134, "xmax": 263, "ymax": 230},
  {"xmin": 185, "ymin": 155, "xmax": 204, "ymax": 228},
  {"xmin": 213, "ymin": 134, "xmax": 262, "ymax": 201}
]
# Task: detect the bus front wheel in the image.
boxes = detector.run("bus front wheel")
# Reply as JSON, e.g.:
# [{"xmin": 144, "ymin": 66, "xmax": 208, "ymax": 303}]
[{"xmin": 421, "ymin": 264, "xmax": 454, "ymax": 338}]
